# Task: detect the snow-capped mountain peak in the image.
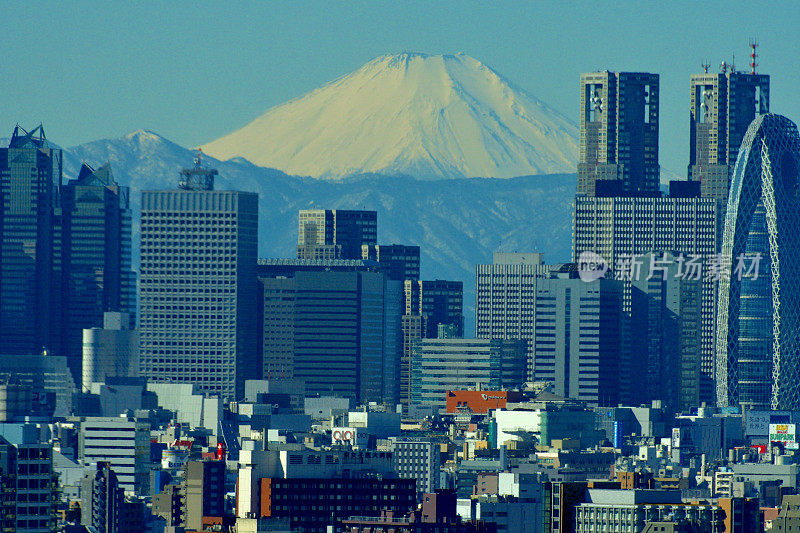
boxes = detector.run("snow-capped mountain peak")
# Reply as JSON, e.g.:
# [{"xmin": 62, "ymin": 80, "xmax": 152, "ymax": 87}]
[{"xmin": 201, "ymin": 52, "xmax": 578, "ymax": 180}]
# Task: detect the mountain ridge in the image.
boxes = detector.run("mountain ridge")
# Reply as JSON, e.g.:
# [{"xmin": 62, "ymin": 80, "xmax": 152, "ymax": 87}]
[
  {"xmin": 201, "ymin": 52, "xmax": 578, "ymax": 180},
  {"xmin": 62, "ymin": 129, "xmax": 576, "ymax": 333}
]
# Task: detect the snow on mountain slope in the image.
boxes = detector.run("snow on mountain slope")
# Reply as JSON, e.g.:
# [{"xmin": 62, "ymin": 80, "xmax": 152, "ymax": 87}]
[
  {"xmin": 63, "ymin": 130, "xmax": 576, "ymax": 332},
  {"xmin": 201, "ymin": 52, "xmax": 578, "ymax": 180}
]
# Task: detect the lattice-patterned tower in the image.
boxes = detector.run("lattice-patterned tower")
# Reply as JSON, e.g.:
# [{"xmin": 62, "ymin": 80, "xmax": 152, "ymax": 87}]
[{"xmin": 716, "ymin": 114, "xmax": 800, "ymax": 410}]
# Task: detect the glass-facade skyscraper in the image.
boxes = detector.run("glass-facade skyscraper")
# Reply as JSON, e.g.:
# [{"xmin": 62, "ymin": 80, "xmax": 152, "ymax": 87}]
[
  {"xmin": 56, "ymin": 163, "xmax": 134, "ymax": 380},
  {"xmin": 0, "ymin": 126, "xmax": 61, "ymax": 356},
  {"xmin": 716, "ymin": 113, "xmax": 800, "ymax": 410}
]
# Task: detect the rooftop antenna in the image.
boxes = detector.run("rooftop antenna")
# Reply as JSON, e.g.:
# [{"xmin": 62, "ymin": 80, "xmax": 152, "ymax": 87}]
[
  {"xmin": 731, "ymin": 53, "xmax": 736, "ymax": 73},
  {"xmin": 179, "ymin": 148, "xmax": 217, "ymax": 190},
  {"xmin": 702, "ymin": 61, "xmax": 710, "ymax": 74},
  {"xmin": 749, "ymin": 39, "xmax": 759, "ymax": 74}
]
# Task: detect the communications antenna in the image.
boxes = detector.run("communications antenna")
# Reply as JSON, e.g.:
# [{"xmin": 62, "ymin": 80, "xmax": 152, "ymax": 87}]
[{"xmin": 749, "ymin": 40, "xmax": 759, "ymax": 74}]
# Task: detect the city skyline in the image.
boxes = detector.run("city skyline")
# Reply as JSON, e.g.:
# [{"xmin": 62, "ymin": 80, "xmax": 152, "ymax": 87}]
[{"xmin": 3, "ymin": 6, "xmax": 800, "ymax": 532}]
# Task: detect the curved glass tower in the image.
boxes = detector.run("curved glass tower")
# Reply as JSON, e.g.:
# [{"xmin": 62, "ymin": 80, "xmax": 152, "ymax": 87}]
[{"xmin": 716, "ymin": 114, "xmax": 800, "ymax": 410}]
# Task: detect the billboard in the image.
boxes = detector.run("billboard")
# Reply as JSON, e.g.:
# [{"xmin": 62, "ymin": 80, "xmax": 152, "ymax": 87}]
[
  {"xmin": 769, "ymin": 423, "xmax": 798, "ymax": 449},
  {"xmin": 446, "ymin": 390, "xmax": 523, "ymax": 414},
  {"xmin": 671, "ymin": 427, "xmax": 681, "ymax": 448},
  {"xmin": 331, "ymin": 427, "xmax": 368, "ymax": 447}
]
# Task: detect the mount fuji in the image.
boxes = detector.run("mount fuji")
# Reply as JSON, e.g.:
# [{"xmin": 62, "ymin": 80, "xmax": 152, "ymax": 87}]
[
  {"xmin": 51, "ymin": 53, "xmax": 581, "ymax": 331},
  {"xmin": 201, "ymin": 52, "xmax": 578, "ymax": 180}
]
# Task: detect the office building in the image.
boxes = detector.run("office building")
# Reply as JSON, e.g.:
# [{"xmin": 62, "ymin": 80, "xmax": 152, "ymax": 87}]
[
  {"xmin": 405, "ymin": 280, "xmax": 464, "ymax": 336},
  {"xmin": 573, "ymin": 195, "xmax": 718, "ymax": 405},
  {"xmin": 0, "ymin": 425, "xmax": 57, "ymax": 533},
  {"xmin": 259, "ymin": 269, "xmax": 401, "ymax": 404},
  {"xmin": 631, "ymin": 253, "xmax": 702, "ymax": 411},
  {"xmin": 259, "ymin": 477, "xmax": 416, "ymax": 532},
  {"xmin": 55, "ymin": 163, "xmax": 134, "ymax": 380},
  {"xmin": 400, "ymin": 314, "xmax": 425, "ymax": 406},
  {"xmin": 716, "ymin": 114, "xmax": 800, "ymax": 410},
  {"xmin": 0, "ymin": 437, "xmax": 14, "ymax": 532},
  {"xmin": 138, "ymin": 155, "xmax": 258, "ymax": 400},
  {"xmin": 390, "ymin": 438, "xmax": 441, "ymax": 497},
  {"xmin": 410, "ymin": 338, "xmax": 526, "ymax": 409},
  {"xmin": 401, "ymin": 279, "xmax": 464, "ymax": 405},
  {"xmin": 532, "ymin": 275, "xmax": 622, "ymax": 407},
  {"xmin": 77, "ymin": 415, "xmax": 151, "ymax": 495},
  {"xmin": 297, "ymin": 209, "xmax": 377, "ymax": 260},
  {"xmin": 571, "ymin": 489, "xmax": 748, "ymax": 532},
  {"xmin": 81, "ymin": 461, "xmax": 123, "ymax": 533},
  {"xmin": 0, "ymin": 125, "xmax": 61, "ymax": 357},
  {"xmin": 81, "ymin": 311, "xmax": 139, "ymax": 392},
  {"xmin": 577, "ymin": 72, "xmax": 659, "ymax": 196},
  {"xmin": 184, "ymin": 460, "xmax": 226, "ymax": 532},
  {"xmin": 343, "ymin": 490, "xmax": 496, "ymax": 533},
  {"xmin": 476, "ymin": 253, "xmax": 564, "ymax": 379},
  {"xmin": 236, "ymin": 448, "xmax": 406, "ymax": 529},
  {"xmin": 362, "ymin": 243, "xmax": 421, "ymax": 281},
  {"xmin": 688, "ymin": 64, "xmax": 770, "ymax": 205},
  {"xmin": 0, "ymin": 353, "xmax": 76, "ymax": 417}
]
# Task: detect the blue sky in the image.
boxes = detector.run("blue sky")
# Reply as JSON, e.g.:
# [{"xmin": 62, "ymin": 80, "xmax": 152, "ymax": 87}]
[{"xmin": 2, "ymin": 1, "xmax": 799, "ymax": 176}]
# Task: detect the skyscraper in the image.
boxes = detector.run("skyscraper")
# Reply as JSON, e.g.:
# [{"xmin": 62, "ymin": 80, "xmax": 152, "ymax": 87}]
[
  {"xmin": 56, "ymin": 163, "xmax": 134, "ymax": 379},
  {"xmin": 138, "ymin": 155, "xmax": 258, "ymax": 400},
  {"xmin": 476, "ymin": 252, "xmax": 559, "ymax": 379},
  {"xmin": 532, "ymin": 274, "xmax": 622, "ymax": 407},
  {"xmin": 400, "ymin": 279, "xmax": 463, "ymax": 405},
  {"xmin": 258, "ymin": 265, "xmax": 401, "ymax": 404},
  {"xmin": 577, "ymin": 72, "xmax": 659, "ymax": 196},
  {"xmin": 297, "ymin": 209, "xmax": 377, "ymax": 260},
  {"xmin": 688, "ymin": 65, "xmax": 769, "ymax": 204},
  {"xmin": 716, "ymin": 114, "xmax": 800, "ymax": 411},
  {"xmin": 361, "ymin": 244, "xmax": 420, "ymax": 281},
  {"xmin": 0, "ymin": 125, "xmax": 61, "ymax": 356},
  {"xmin": 630, "ymin": 252, "xmax": 702, "ymax": 411},
  {"xmin": 573, "ymin": 195, "xmax": 718, "ymax": 405},
  {"xmin": 404, "ymin": 279, "xmax": 463, "ymax": 337}
]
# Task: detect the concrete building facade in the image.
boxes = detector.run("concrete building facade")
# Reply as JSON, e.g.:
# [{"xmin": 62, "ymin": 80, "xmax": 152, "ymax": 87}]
[
  {"xmin": 139, "ymin": 158, "xmax": 258, "ymax": 401},
  {"xmin": 573, "ymin": 195, "xmax": 718, "ymax": 406},
  {"xmin": 77, "ymin": 415, "xmax": 150, "ymax": 495},
  {"xmin": 297, "ymin": 209, "xmax": 377, "ymax": 260},
  {"xmin": 410, "ymin": 338, "xmax": 527, "ymax": 410},
  {"xmin": 82, "ymin": 311, "xmax": 139, "ymax": 393}
]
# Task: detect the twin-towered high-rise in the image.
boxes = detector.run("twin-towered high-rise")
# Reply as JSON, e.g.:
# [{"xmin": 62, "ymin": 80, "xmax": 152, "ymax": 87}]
[{"xmin": 0, "ymin": 126, "xmax": 133, "ymax": 383}]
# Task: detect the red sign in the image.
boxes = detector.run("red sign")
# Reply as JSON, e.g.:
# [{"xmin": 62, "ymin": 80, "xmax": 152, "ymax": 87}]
[{"xmin": 446, "ymin": 390, "xmax": 522, "ymax": 414}]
